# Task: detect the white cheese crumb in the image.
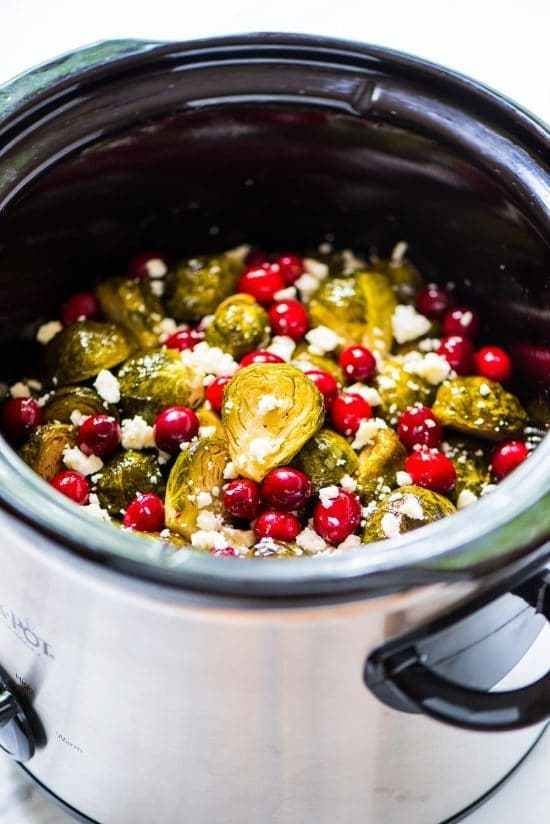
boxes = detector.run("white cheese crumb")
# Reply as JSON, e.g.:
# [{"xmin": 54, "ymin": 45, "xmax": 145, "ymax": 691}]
[
  {"xmin": 351, "ymin": 417, "xmax": 387, "ymax": 450},
  {"xmin": 266, "ymin": 335, "xmax": 296, "ymax": 362},
  {"xmin": 337, "ymin": 534, "xmax": 362, "ymax": 551},
  {"xmin": 157, "ymin": 450, "xmax": 171, "ymax": 465},
  {"xmin": 223, "ymin": 461, "xmax": 238, "ymax": 480},
  {"xmin": 254, "ymin": 537, "xmax": 283, "ymax": 557},
  {"xmin": 396, "ymin": 470, "xmax": 413, "ymax": 486},
  {"xmin": 294, "ymin": 272, "xmax": 321, "ymax": 302},
  {"xmin": 36, "ymin": 392, "xmax": 52, "ymax": 407},
  {"xmin": 27, "ymin": 379, "xmax": 42, "ymax": 391},
  {"xmin": 190, "ymin": 530, "xmax": 228, "ymax": 551},
  {"xmin": 457, "ymin": 489, "xmax": 478, "ymax": 509},
  {"xmin": 305, "ymin": 325, "xmax": 342, "ymax": 355},
  {"xmin": 145, "ymin": 258, "xmax": 168, "ymax": 278},
  {"xmin": 36, "ymin": 320, "xmax": 62, "ymax": 345},
  {"xmin": 120, "ymin": 416, "xmax": 155, "ymax": 450},
  {"xmin": 196, "ymin": 510, "xmax": 223, "ymax": 530},
  {"xmin": 381, "ymin": 512, "xmax": 401, "ymax": 538},
  {"xmin": 84, "ymin": 493, "xmax": 111, "ymax": 521},
  {"xmin": 199, "ymin": 425, "xmax": 216, "ymax": 439},
  {"xmin": 196, "ymin": 491, "xmax": 213, "ymax": 509},
  {"xmin": 69, "ymin": 409, "xmax": 90, "ymax": 427},
  {"xmin": 9, "ymin": 382, "xmax": 31, "ymax": 398},
  {"xmin": 340, "ymin": 249, "xmax": 366, "ymax": 274},
  {"xmin": 391, "ymin": 305, "xmax": 431, "ymax": 344},
  {"xmin": 247, "ymin": 437, "xmax": 277, "ymax": 461},
  {"xmin": 180, "ymin": 341, "xmax": 238, "ymax": 377},
  {"xmin": 479, "ymin": 383, "xmax": 491, "ymax": 397},
  {"xmin": 155, "ymin": 317, "xmax": 179, "ymax": 341},
  {"xmin": 257, "ymin": 394, "xmax": 285, "ymax": 414},
  {"xmin": 340, "ymin": 474, "xmax": 357, "ymax": 492},
  {"xmin": 150, "ymin": 279, "xmax": 165, "ymax": 297},
  {"xmin": 199, "ymin": 314, "xmax": 214, "ymax": 329},
  {"xmin": 63, "ymin": 446, "xmax": 103, "ymax": 476},
  {"xmin": 345, "ymin": 383, "xmax": 382, "ymax": 406},
  {"xmin": 319, "ymin": 485, "xmax": 340, "ymax": 508},
  {"xmin": 295, "ymin": 527, "xmax": 328, "ymax": 554},
  {"xmin": 390, "ymin": 240, "xmax": 408, "ymax": 267},
  {"xmin": 303, "ymin": 258, "xmax": 329, "ymax": 280},
  {"xmin": 399, "ymin": 493, "xmax": 424, "ymax": 521},
  {"xmin": 94, "ymin": 370, "xmax": 120, "ymax": 404},
  {"xmin": 402, "ymin": 351, "xmax": 451, "ymax": 385},
  {"xmin": 159, "ymin": 528, "xmax": 171, "ymax": 538},
  {"xmin": 418, "ymin": 337, "xmax": 441, "ymax": 352},
  {"xmin": 273, "ymin": 286, "xmax": 297, "ymax": 301}
]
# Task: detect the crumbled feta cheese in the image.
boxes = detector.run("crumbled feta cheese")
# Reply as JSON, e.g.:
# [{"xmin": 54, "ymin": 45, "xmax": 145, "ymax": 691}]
[
  {"xmin": 159, "ymin": 528, "xmax": 171, "ymax": 539},
  {"xmin": 247, "ymin": 437, "xmax": 277, "ymax": 461},
  {"xmin": 253, "ymin": 537, "xmax": 282, "ymax": 556},
  {"xmin": 274, "ymin": 286, "xmax": 297, "ymax": 301},
  {"xmin": 9, "ymin": 382, "xmax": 31, "ymax": 398},
  {"xmin": 390, "ymin": 240, "xmax": 408, "ymax": 267},
  {"xmin": 200, "ymin": 314, "xmax": 214, "ymax": 329},
  {"xmin": 26, "ymin": 379, "xmax": 42, "ymax": 391},
  {"xmin": 391, "ymin": 305, "xmax": 431, "ymax": 344},
  {"xmin": 337, "ymin": 534, "xmax": 362, "ymax": 551},
  {"xmin": 267, "ymin": 335, "xmax": 296, "ymax": 362},
  {"xmin": 196, "ymin": 510, "xmax": 223, "ymax": 530},
  {"xmin": 37, "ymin": 392, "xmax": 53, "ymax": 407},
  {"xmin": 84, "ymin": 493, "xmax": 111, "ymax": 521},
  {"xmin": 120, "ymin": 416, "xmax": 155, "ymax": 450},
  {"xmin": 180, "ymin": 341, "xmax": 238, "ymax": 377},
  {"xmin": 351, "ymin": 417, "xmax": 387, "ymax": 450},
  {"xmin": 396, "ymin": 470, "xmax": 413, "ymax": 487},
  {"xmin": 402, "ymin": 351, "xmax": 451, "ymax": 385},
  {"xmin": 340, "ymin": 249, "xmax": 366, "ymax": 274},
  {"xmin": 150, "ymin": 279, "xmax": 164, "ymax": 297},
  {"xmin": 36, "ymin": 320, "xmax": 62, "ymax": 345},
  {"xmin": 223, "ymin": 461, "xmax": 238, "ymax": 480},
  {"xmin": 196, "ymin": 491, "xmax": 213, "ymax": 509},
  {"xmin": 318, "ymin": 241, "xmax": 333, "ymax": 255},
  {"xmin": 377, "ymin": 375, "xmax": 396, "ymax": 390},
  {"xmin": 63, "ymin": 446, "xmax": 103, "ymax": 476},
  {"xmin": 479, "ymin": 383, "xmax": 491, "ymax": 397},
  {"xmin": 319, "ymin": 485, "xmax": 340, "ymax": 508},
  {"xmin": 199, "ymin": 425, "xmax": 216, "ymax": 439},
  {"xmin": 340, "ymin": 474, "xmax": 357, "ymax": 492},
  {"xmin": 294, "ymin": 273, "xmax": 321, "ymax": 302},
  {"xmin": 418, "ymin": 337, "xmax": 441, "ymax": 352},
  {"xmin": 157, "ymin": 450, "xmax": 171, "ymax": 465},
  {"xmin": 295, "ymin": 527, "xmax": 328, "ymax": 554},
  {"xmin": 69, "ymin": 409, "xmax": 90, "ymax": 427},
  {"xmin": 399, "ymin": 493, "xmax": 424, "ymax": 521},
  {"xmin": 257, "ymin": 395, "xmax": 285, "ymax": 414},
  {"xmin": 381, "ymin": 512, "xmax": 401, "ymax": 538},
  {"xmin": 457, "ymin": 489, "xmax": 478, "ymax": 509},
  {"xmin": 190, "ymin": 530, "xmax": 228, "ymax": 551},
  {"xmin": 305, "ymin": 325, "xmax": 342, "ymax": 355},
  {"xmin": 94, "ymin": 370, "xmax": 120, "ymax": 403},
  {"xmin": 144, "ymin": 257, "xmax": 168, "ymax": 278},
  {"xmin": 303, "ymin": 258, "xmax": 329, "ymax": 280},
  {"xmin": 345, "ymin": 383, "xmax": 381, "ymax": 406}
]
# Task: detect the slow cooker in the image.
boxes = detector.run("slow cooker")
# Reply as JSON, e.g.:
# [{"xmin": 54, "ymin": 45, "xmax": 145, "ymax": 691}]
[{"xmin": 0, "ymin": 33, "xmax": 549, "ymax": 824}]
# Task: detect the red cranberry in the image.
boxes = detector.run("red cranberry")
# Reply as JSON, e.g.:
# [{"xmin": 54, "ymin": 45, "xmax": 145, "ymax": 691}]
[
  {"xmin": 473, "ymin": 346, "xmax": 512, "ymax": 383},
  {"xmin": 223, "ymin": 478, "xmax": 262, "ymax": 521},
  {"xmin": 415, "ymin": 284, "xmax": 453, "ymax": 319},
  {"xmin": 77, "ymin": 415, "xmax": 120, "ymax": 458},
  {"xmin": 211, "ymin": 546, "xmax": 238, "ymax": 558},
  {"xmin": 404, "ymin": 449, "xmax": 457, "ymax": 494},
  {"xmin": 1, "ymin": 397, "xmax": 42, "ymax": 443},
  {"xmin": 127, "ymin": 252, "xmax": 168, "ymax": 280},
  {"xmin": 154, "ymin": 406, "xmax": 200, "ymax": 452},
  {"xmin": 490, "ymin": 440, "xmax": 529, "ymax": 480},
  {"xmin": 437, "ymin": 335, "xmax": 474, "ymax": 375},
  {"xmin": 237, "ymin": 266, "xmax": 285, "ymax": 305},
  {"xmin": 313, "ymin": 490, "xmax": 361, "ymax": 545},
  {"xmin": 330, "ymin": 393, "xmax": 372, "ymax": 435},
  {"xmin": 205, "ymin": 375, "xmax": 233, "ymax": 413},
  {"xmin": 274, "ymin": 253, "xmax": 304, "ymax": 285},
  {"xmin": 50, "ymin": 470, "xmax": 90, "ymax": 505},
  {"xmin": 397, "ymin": 406, "xmax": 442, "ymax": 450},
  {"xmin": 164, "ymin": 328, "xmax": 204, "ymax": 351},
  {"xmin": 305, "ymin": 370, "xmax": 339, "ymax": 408},
  {"xmin": 339, "ymin": 344, "xmax": 376, "ymax": 383},
  {"xmin": 123, "ymin": 492, "xmax": 165, "ymax": 532},
  {"xmin": 261, "ymin": 467, "xmax": 313, "ymax": 511},
  {"xmin": 254, "ymin": 510, "xmax": 301, "ymax": 541},
  {"xmin": 61, "ymin": 292, "xmax": 100, "ymax": 325},
  {"xmin": 268, "ymin": 299, "xmax": 309, "ymax": 340},
  {"xmin": 511, "ymin": 343, "xmax": 550, "ymax": 386},
  {"xmin": 240, "ymin": 350, "xmax": 284, "ymax": 366},
  {"xmin": 442, "ymin": 306, "xmax": 480, "ymax": 338}
]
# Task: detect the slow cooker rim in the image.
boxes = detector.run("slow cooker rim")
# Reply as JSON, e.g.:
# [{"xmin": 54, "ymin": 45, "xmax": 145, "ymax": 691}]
[{"xmin": 0, "ymin": 32, "xmax": 548, "ymax": 597}]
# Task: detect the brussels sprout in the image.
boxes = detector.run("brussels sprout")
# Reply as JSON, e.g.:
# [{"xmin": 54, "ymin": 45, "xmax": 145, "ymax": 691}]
[
  {"xmin": 252, "ymin": 539, "xmax": 303, "ymax": 558},
  {"xmin": 165, "ymin": 250, "xmax": 244, "ymax": 322},
  {"xmin": 95, "ymin": 450, "xmax": 164, "ymax": 515},
  {"xmin": 362, "ymin": 485, "xmax": 455, "ymax": 543},
  {"xmin": 117, "ymin": 348, "xmax": 203, "ymax": 422},
  {"xmin": 327, "ymin": 249, "xmax": 368, "ymax": 277},
  {"xmin": 42, "ymin": 386, "xmax": 112, "ymax": 423},
  {"xmin": 222, "ymin": 364, "xmax": 324, "ymax": 482},
  {"xmin": 442, "ymin": 436, "xmax": 491, "ymax": 501},
  {"xmin": 45, "ymin": 321, "xmax": 131, "ymax": 385},
  {"xmin": 308, "ymin": 277, "xmax": 366, "ymax": 345},
  {"xmin": 383, "ymin": 259, "xmax": 424, "ymax": 303},
  {"xmin": 433, "ymin": 377, "xmax": 527, "ymax": 440},
  {"xmin": 165, "ymin": 437, "xmax": 229, "ymax": 539},
  {"xmin": 526, "ymin": 394, "xmax": 550, "ymax": 429},
  {"xmin": 375, "ymin": 357, "xmax": 434, "ymax": 424},
  {"xmin": 205, "ymin": 294, "xmax": 269, "ymax": 359},
  {"xmin": 291, "ymin": 344, "xmax": 344, "ymax": 382},
  {"xmin": 20, "ymin": 423, "xmax": 76, "ymax": 481},
  {"xmin": 356, "ymin": 428, "xmax": 406, "ymax": 501},
  {"xmin": 196, "ymin": 404, "xmax": 226, "ymax": 440},
  {"xmin": 96, "ymin": 276, "xmax": 163, "ymax": 351},
  {"xmin": 356, "ymin": 271, "xmax": 397, "ymax": 357},
  {"xmin": 294, "ymin": 428, "xmax": 358, "ymax": 489}
]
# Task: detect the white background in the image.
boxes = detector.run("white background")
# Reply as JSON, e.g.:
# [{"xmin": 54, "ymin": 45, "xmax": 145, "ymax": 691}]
[{"xmin": 0, "ymin": 1, "xmax": 549, "ymax": 821}]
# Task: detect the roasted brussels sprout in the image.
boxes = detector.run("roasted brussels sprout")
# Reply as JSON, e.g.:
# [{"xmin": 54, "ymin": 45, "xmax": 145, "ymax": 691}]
[
  {"xmin": 45, "ymin": 321, "xmax": 131, "ymax": 385},
  {"xmin": 165, "ymin": 249, "xmax": 244, "ymax": 322},
  {"xmin": 95, "ymin": 450, "xmax": 164, "ymax": 515},
  {"xmin": 43, "ymin": 386, "xmax": 112, "ymax": 423},
  {"xmin": 375, "ymin": 357, "xmax": 434, "ymax": 424},
  {"xmin": 205, "ymin": 294, "xmax": 269, "ymax": 359},
  {"xmin": 356, "ymin": 427, "xmax": 406, "ymax": 501},
  {"xmin": 117, "ymin": 348, "xmax": 203, "ymax": 422},
  {"xmin": 383, "ymin": 259, "xmax": 424, "ymax": 303},
  {"xmin": 433, "ymin": 377, "xmax": 527, "ymax": 440},
  {"xmin": 308, "ymin": 277, "xmax": 366, "ymax": 345},
  {"xmin": 356, "ymin": 271, "xmax": 397, "ymax": 357},
  {"xmin": 294, "ymin": 428, "xmax": 358, "ymax": 489},
  {"xmin": 327, "ymin": 249, "xmax": 367, "ymax": 277},
  {"xmin": 165, "ymin": 437, "xmax": 228, "ymax": 539},
  {"xmin": 526, "ymin": 394, "xmax": 550, "ymax": 429},
  {"xmin": 442, "ymin": 436, "xmax": 491, "ymax": 501},
  {"xmin": 222, "ymin": 364, "xmax": 324, "ymax": 482},
  {"xmin": 96, "ymin": 276, "xmax": 163, "ymax": 351},
  {"xmin": 20, "ymin": 422, "xmax": 76, "ymax": 481},
  {"xmin": 291, "ymin": 345, "xmax": 344, "ymax": 383},
  {"xmin": 252, "ymin": 539, "xmax": 303, "ymax": 558},
  {"xmin": 362, "ymin": 485, "xmax": 455, "ymax": 543},
  {"xmin": 196, "ymin": 404, "xmax": 226, "ymax": 440}
]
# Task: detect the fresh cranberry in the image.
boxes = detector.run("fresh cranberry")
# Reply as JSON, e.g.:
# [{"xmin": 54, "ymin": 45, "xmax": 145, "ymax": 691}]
[
  {"xmin": 61, "ymin": 292, "xmax": 100, "ymax": 325},
  {"xmin": 210, "ymin": 546, "xmax": 238, "ymax": 558},
  {"xmin": 305, "ymin": 370, "xmax": 339, "ymax": 408},
  {"xmin": 223, "ymin": 478, "xmax": 262, "ymax": 521},
  {"xmin": 339, "ymin": 344, "xmax": 376, "ymax": 383},
  {"xmin": 123, "ymin": 492, "xmax": 165, "ymax": 532},
  {"xmin": 330, "ymin": 393, "xmax": 372, "ymax": 435},
  {"xmin": 473, "ymin": 346, "xmax": 512, "ymax": 383},
  {"xmin": 397, "ymin": 406, "xmax": 442, "ymax": 450},
  {"xmin": 237, "ymin": 265, "xmax": 285, "ymax": 305},
  {"xmin": 274, "ymin": 253, "xmax": 304, "ymax": 285},
  {"xmin": 240, "ymin": 350, "xmax": 284, "ymax": 366},
  {"xmin": 50, "ymin": 470, "xmax": 90, "ymax": 505},
  {"xmin": 437, "ymin": 335, "xmax": 474, "ymax": 375},
  {"xmin": 1, "ymin": 397, "xmax": 42, "ymax": 443},
  {"xmin": 490, "ymin": 440, "xmax": 529, "ymax": 480},
  {"xmin": 127, "ymin": 252, "xmax": 168, "ymax": 280},
  {"xmin": 254, "ymin": 510, "xmax": 301, "ymax": 541},
  {"xmin": 415, "ymin": 284, "xmax": 453, "ymax": 319},
  {"xmin": 404, "ymin": 448, "xmax": 457, "ymax": 494},
  {"xmin": 164, "ymin": 328, "xmax": 204, "ymax": 351},
  {"xmin": 268, "ymin": 299, "xmax": 309, "ymax": 340},
  {"xmin": 511, "ymin": 343, "xmax": 550, "ymax": 386},
  {"xmin": 313, "ymin": 490, "xmax": 361, "ymax": 545},
  {"xmin": 154, "ymin": 406, "xmax": 200, "ymax": 452},
  {"xmin": 78, "ymin": 415, "xmax": 120, "ymax": 458},
  {"xmin": 205, "ymin": 375, "xmax": 233, "ymax": 413},
  {"xmin": 261, "ymin": 467, "xmax": 313, "ymax": 511},
  {"xmin": 442, "ymin": 306, "xmax": 480, "ymax": 338}
]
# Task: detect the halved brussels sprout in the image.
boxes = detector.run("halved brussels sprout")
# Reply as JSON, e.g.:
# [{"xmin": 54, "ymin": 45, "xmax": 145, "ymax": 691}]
[
  {"xmin": 95, "ymin": 450, "xmax": 164, "ymax": 515},
  {"xmin": 196, "ymin": 404, "xmax": 226, "ymax": 440},
  {"xmin": 165, "ymin": 437, "xmax": 228, "ymax": 539},
  {"xmin": 165, "ymin": 250, "xmax": 244, "ymax": 322},
  {"xmin": 382, "ymin": 259, "xmax": 424, "ymax": 304},
  {"xmin": 96, "ymin": 276, "xmax": 163, "ymax": 351},
  {"xmin": 222, "ymin": 363, "xmax": 324, "ymax": 482},
  {"xmin": 117, "ymin": 348, "xmax": 203, "ymax": 422},
  {"xmin": 442, "ymin": 435, "xmax": 491, "ymax": 502},
  {"xmin": 433, "ymin": 377, "xmax": 527, "ymax": 440},
  {"xmin": 362, "ymin": 485, "xmax": 455, "ymax": 543},
  {"xmin": 294, "ymin": 428, "xmax": 358, "ymax": 489},
  {"xmin": 356, "ymin": 427, "xmax": 406, "ymax": 501},
  {"xmin": 356, "ymin": 271, "xmax": 397, "ymax": 357},
  {"xmin": 375, "ymin": 357, "xmax": 434, "ymax": 424},
  {"xmin": 308, "ymin": 277, "xmax": 366, "ymax": 345},
  {"xmin": 45, "ymin": 321, "xmax": 131, "ymax": 385},
  {"xmin": 43, "ymin": 386, "xmax": 112, "ymax": 423},
  {"xmin": 205, "ymin": 294, "xmax": 269, "ymax": 359},
  {"xmin": 20, "ymin": 422, "xmax": 76, "ymax": 481},
  {"xmin": 291, "ymin": 345, "xmax": 344, "ymax": 383}
]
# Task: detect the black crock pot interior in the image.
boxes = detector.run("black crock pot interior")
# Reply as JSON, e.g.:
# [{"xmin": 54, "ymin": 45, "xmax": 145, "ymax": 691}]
[{"xmin": 0, "ymin": 34, "xmax": 548, "ymax": 595}]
